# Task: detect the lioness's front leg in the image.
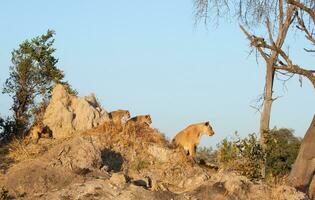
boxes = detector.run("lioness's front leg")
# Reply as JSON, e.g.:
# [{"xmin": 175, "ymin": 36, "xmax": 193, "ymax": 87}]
[{"xmin": 189, "ymin": 144, "xmax": 197, "ymax": 163}]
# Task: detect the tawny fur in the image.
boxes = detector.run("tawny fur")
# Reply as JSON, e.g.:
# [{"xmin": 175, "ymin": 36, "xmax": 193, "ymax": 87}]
[
  {"xmin": 30, "ymin": 123, "xmax": 52, "ymax": 144},
  {"xmin": 172, "ymin": 122, "xmax": 214, "ymax": 160},
  {"xmin": 109, "ymin": 110, "xmax": 131, "ymax": 125},
  {"xmin": 126, "ymin": 115, "xmax": 152, "ymax": 127}
]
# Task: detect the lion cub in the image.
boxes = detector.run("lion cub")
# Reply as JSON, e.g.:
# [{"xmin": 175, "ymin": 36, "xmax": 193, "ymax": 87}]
[
  {"xmin": 172, "ymin": 122, "xmax": 214, "ymax": 161},
  {"xmin": 109, "ymin": 109, "xmax": 131, "ymax": 124},
  {"xmin": 126, "ymin": 115, "xmax": 152, "ymax": 127},
  {"xmin": 30, "ymin": 123, "xmax": 52, "ymax": 143}
]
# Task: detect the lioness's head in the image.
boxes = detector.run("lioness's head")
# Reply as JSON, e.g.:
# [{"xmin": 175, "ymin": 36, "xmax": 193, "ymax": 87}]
[
  {"xmin": 203, "ymin": 121, "xmax": 214, "ymax": 136},
  {"xmin": 126, "ymin": 110, "xmax": 131, "ymax": 118},
  {"xmin": 145, "ymin": 115, "xmax": 152, "ymax": 124},
  {"xmin": 122, "ymin": 110, "xmax": 131, "ymax": 123},
  {"xmin": 124, "ymin": 110, "xmax": 131, "ymax": 119}
]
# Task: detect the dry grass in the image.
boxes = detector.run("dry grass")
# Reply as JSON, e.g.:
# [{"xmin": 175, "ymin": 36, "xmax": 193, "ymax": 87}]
[
  {"xmin": 0, "ymin": 146, "xmax": 12, "ymax": 173},
  {"xmin": 7, "ymin": 136, "xmax": 32, "ymax": 161},
  {"xmin": 3, "ymin": 119, "xmax": 170, "ymax": 169},
  {"xmin": 266, "ymin": 174, "xmax": 289, "ymax": 186},
  {"xmin": 84, "ymin": 121, "xmax": 169, "ymax": 148},
  {"xmin": 5, "ymin": 135, "xmax": 65, "ymax": 163},
  {"xmin": 83, "ymin": 120, "xmax": 198, "ymax": 186}
]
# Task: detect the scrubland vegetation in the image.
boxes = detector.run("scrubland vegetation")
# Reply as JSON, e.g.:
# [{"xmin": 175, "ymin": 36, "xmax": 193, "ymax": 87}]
[
  {"xmin": 197, "ymin": 128, "xmax": 301, "ymax": 182},
  {"xmin": 1, "ymin": 0, "xmax": 315, "ymax": 197}
]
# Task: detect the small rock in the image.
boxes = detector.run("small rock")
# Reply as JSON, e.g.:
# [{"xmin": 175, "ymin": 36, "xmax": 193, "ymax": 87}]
[
  {"xmin": 100, "ymin": 165, "xmax": 109, "ymax": 172},
  {"xmin": 110, "ymin": 173, "xmax": 127, "ymax": 186}
]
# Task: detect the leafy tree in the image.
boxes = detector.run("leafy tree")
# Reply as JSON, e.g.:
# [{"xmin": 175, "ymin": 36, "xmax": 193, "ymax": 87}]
[
  {"xmin": 2, "ymin": 30, "xmax": 73, "ymax": 136},
  {"xmin": 266, "ymin": 128, "xmax": 301, "ymax": 177}
]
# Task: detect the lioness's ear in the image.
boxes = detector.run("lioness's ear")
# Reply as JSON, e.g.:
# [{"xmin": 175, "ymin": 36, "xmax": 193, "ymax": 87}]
[{"xmin": 205, "ymin": 121, "xmax": 209, "ymax": 126}]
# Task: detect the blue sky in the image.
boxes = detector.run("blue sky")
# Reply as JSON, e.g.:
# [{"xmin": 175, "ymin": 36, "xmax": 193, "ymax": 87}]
[{"xmin": 0, "ymin": 0, "xmax": 314, "ymax": 147}]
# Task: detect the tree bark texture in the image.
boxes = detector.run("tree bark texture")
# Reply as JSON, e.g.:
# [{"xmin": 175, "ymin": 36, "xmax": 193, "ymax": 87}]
[{"xmin": 289, "ymin": 115, "xmax": 315, "ymax": 194}]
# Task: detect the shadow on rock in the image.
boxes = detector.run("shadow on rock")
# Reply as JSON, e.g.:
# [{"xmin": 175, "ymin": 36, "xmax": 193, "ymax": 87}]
[{"xmin": 101, "ymin": 148, "xmax": 123, "ymax": 172}]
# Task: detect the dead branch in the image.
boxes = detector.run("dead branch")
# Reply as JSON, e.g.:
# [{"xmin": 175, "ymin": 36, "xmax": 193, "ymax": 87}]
[
  {"xmin": 296, "ymin": 15, "xmax": 315, "ymax": 51},
  {"xmin": 240, "ymin": 25, "xmax": 270, "ymax": 62},
  {"xmin": 274, "ymin": 65, "xmax": 315, "ymax": 88},
  {"xmin": 304, "ymin": 48, "xmax": 315, "ymax": 52},
  {"xmin": 287, "ymin": 0, "xmax": 315, "ymax": 23}
]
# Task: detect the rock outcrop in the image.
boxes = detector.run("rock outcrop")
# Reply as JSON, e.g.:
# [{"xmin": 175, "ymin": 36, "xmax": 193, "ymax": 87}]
[
  {"xmin": 1, "ymin": 105, "xmax": 309, "ymax": 200},
  {"xmin": 43, "ymin": 84, "xmax": 109, "ymax": 139},
  {"xmin": 48, "ymin": 135, "xmax": 104, "ymax": 172}
]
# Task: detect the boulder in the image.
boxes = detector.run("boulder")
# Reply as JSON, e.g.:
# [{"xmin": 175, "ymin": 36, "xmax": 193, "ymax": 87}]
[
  {"xmin": 43, "ymin": 84, "xmax": 109, "ymax": 139},
  {"xmin": 49, "ymin": 135, "xmax": 104, "ymax": 172},
  {"xmin": 4, "ymin": 159, "xmax": 81, "ymax": 197}
]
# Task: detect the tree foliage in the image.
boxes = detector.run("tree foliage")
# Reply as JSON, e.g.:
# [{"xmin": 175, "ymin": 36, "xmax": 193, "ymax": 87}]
[
  {"xmin": 2, "ymin": 30, "xmax": 73, "ymax": 135},
  {"xmin": 0, "ymin": 116, "xmax": 17, "ymax": 142},
  {"xmin": 212, "ymin": 129, "xmax": 301, "ymax": 180},
  {"xmin": 266, "ymin": 128, "xmax": 301, "ymax": 177},
  {"xmin": 217, "ymin": 133, "xmax": 264, "ymax": 180},
  {"xmin": 197, "ymin": 146, "xmax": 216, "ymax": 163}
]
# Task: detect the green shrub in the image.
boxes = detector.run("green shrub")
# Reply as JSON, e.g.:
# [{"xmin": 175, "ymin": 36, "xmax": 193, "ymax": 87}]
[
  {"xmin": 196, "ymin": 146, "xmax": 217, "ymax": 163},
  {"xmin": 217, "ymin": 138, "xmax": 239, "ymax": 164},
  {"xmin": 266, "ymin": 128, "xmax": 301, "ymax": 177},
  {"xmin": 215, "ymin": 129, "xmax": 301, "ymax": 181},
  {"xmin": 0, "ymin": 116, "xmax": 17, "ymax": 143},
  {"xmin": 217, "ymin": 132, "xmax": 263, "ymax": 180}
]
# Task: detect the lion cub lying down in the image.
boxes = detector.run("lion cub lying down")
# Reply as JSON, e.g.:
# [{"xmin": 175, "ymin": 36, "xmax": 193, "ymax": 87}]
[
  {"xmin": 172, "ymin": 121, "xmax": 214, "ymax": 161},
  {"xmin": 126, "ymin": 115, "xmax": 152, "ymax": 127}
]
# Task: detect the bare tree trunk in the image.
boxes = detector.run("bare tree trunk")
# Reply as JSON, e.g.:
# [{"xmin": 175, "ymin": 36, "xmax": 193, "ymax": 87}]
[
  {"xmin": 259, "ymin": 62, "xmax": 275, "ymax": 178},
  {"xmin": 289, "ymin": 115, "xmax": 315, "ymax": 194}
]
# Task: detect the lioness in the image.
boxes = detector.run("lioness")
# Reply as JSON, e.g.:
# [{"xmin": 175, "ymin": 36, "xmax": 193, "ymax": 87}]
[
  {"xmin": 126, "ymin": 115, "xmax": 152, "ymax": 127},
  {"xmin": 30, "ymin": 123, "xmax": 52, "ymax": 143},
  {"xmin": 109, "ymin": 109, "xmax": 131, "ymax": 124},
  {"xmin": 172, "ymin": 122, "xmax": 214, "ymax": 161}
]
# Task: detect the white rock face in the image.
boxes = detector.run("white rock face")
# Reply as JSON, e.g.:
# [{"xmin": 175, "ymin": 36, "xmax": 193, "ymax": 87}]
[{"xmin": 43, "ymin": 84, "xmax": 109, "ymax": 139}]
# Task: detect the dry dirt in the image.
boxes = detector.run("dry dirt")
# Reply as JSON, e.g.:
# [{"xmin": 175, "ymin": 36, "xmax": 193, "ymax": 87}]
[{"xmin": 0, "ymin": 124, "xmax": 308, "ymax": 200}]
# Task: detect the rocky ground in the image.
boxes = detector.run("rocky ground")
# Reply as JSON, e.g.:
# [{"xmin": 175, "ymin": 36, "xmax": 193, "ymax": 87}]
[
  {"xmin": 0, "ymin": 84, "xmax": 309, "ymax": 200},
  {"xmin": 0, "ymin": 127, "xmax": 307, "ymax": 200}
]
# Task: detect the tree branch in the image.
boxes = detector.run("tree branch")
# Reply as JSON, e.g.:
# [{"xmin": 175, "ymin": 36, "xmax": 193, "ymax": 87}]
[
  {"xmin": 274, "ymin": 65, "xmax": 315, "ymax": 88},
  {"xmin": 296, "ymin": 15, "xmax": 315, "ymax": 51},
  {"xmin": 279, "ymin": 0, "xmax": 284, "ymax": 27},
  {"xmin": 287, "ymin": 0, "xmax": 315, "ymax": 23},
  {"xmin": 240, "ymin": 8, "xmax": 315, "ymax": 89},
  {"xmin": 240, "ymin": 25, "xmax": 270, "ymax": 62}
]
